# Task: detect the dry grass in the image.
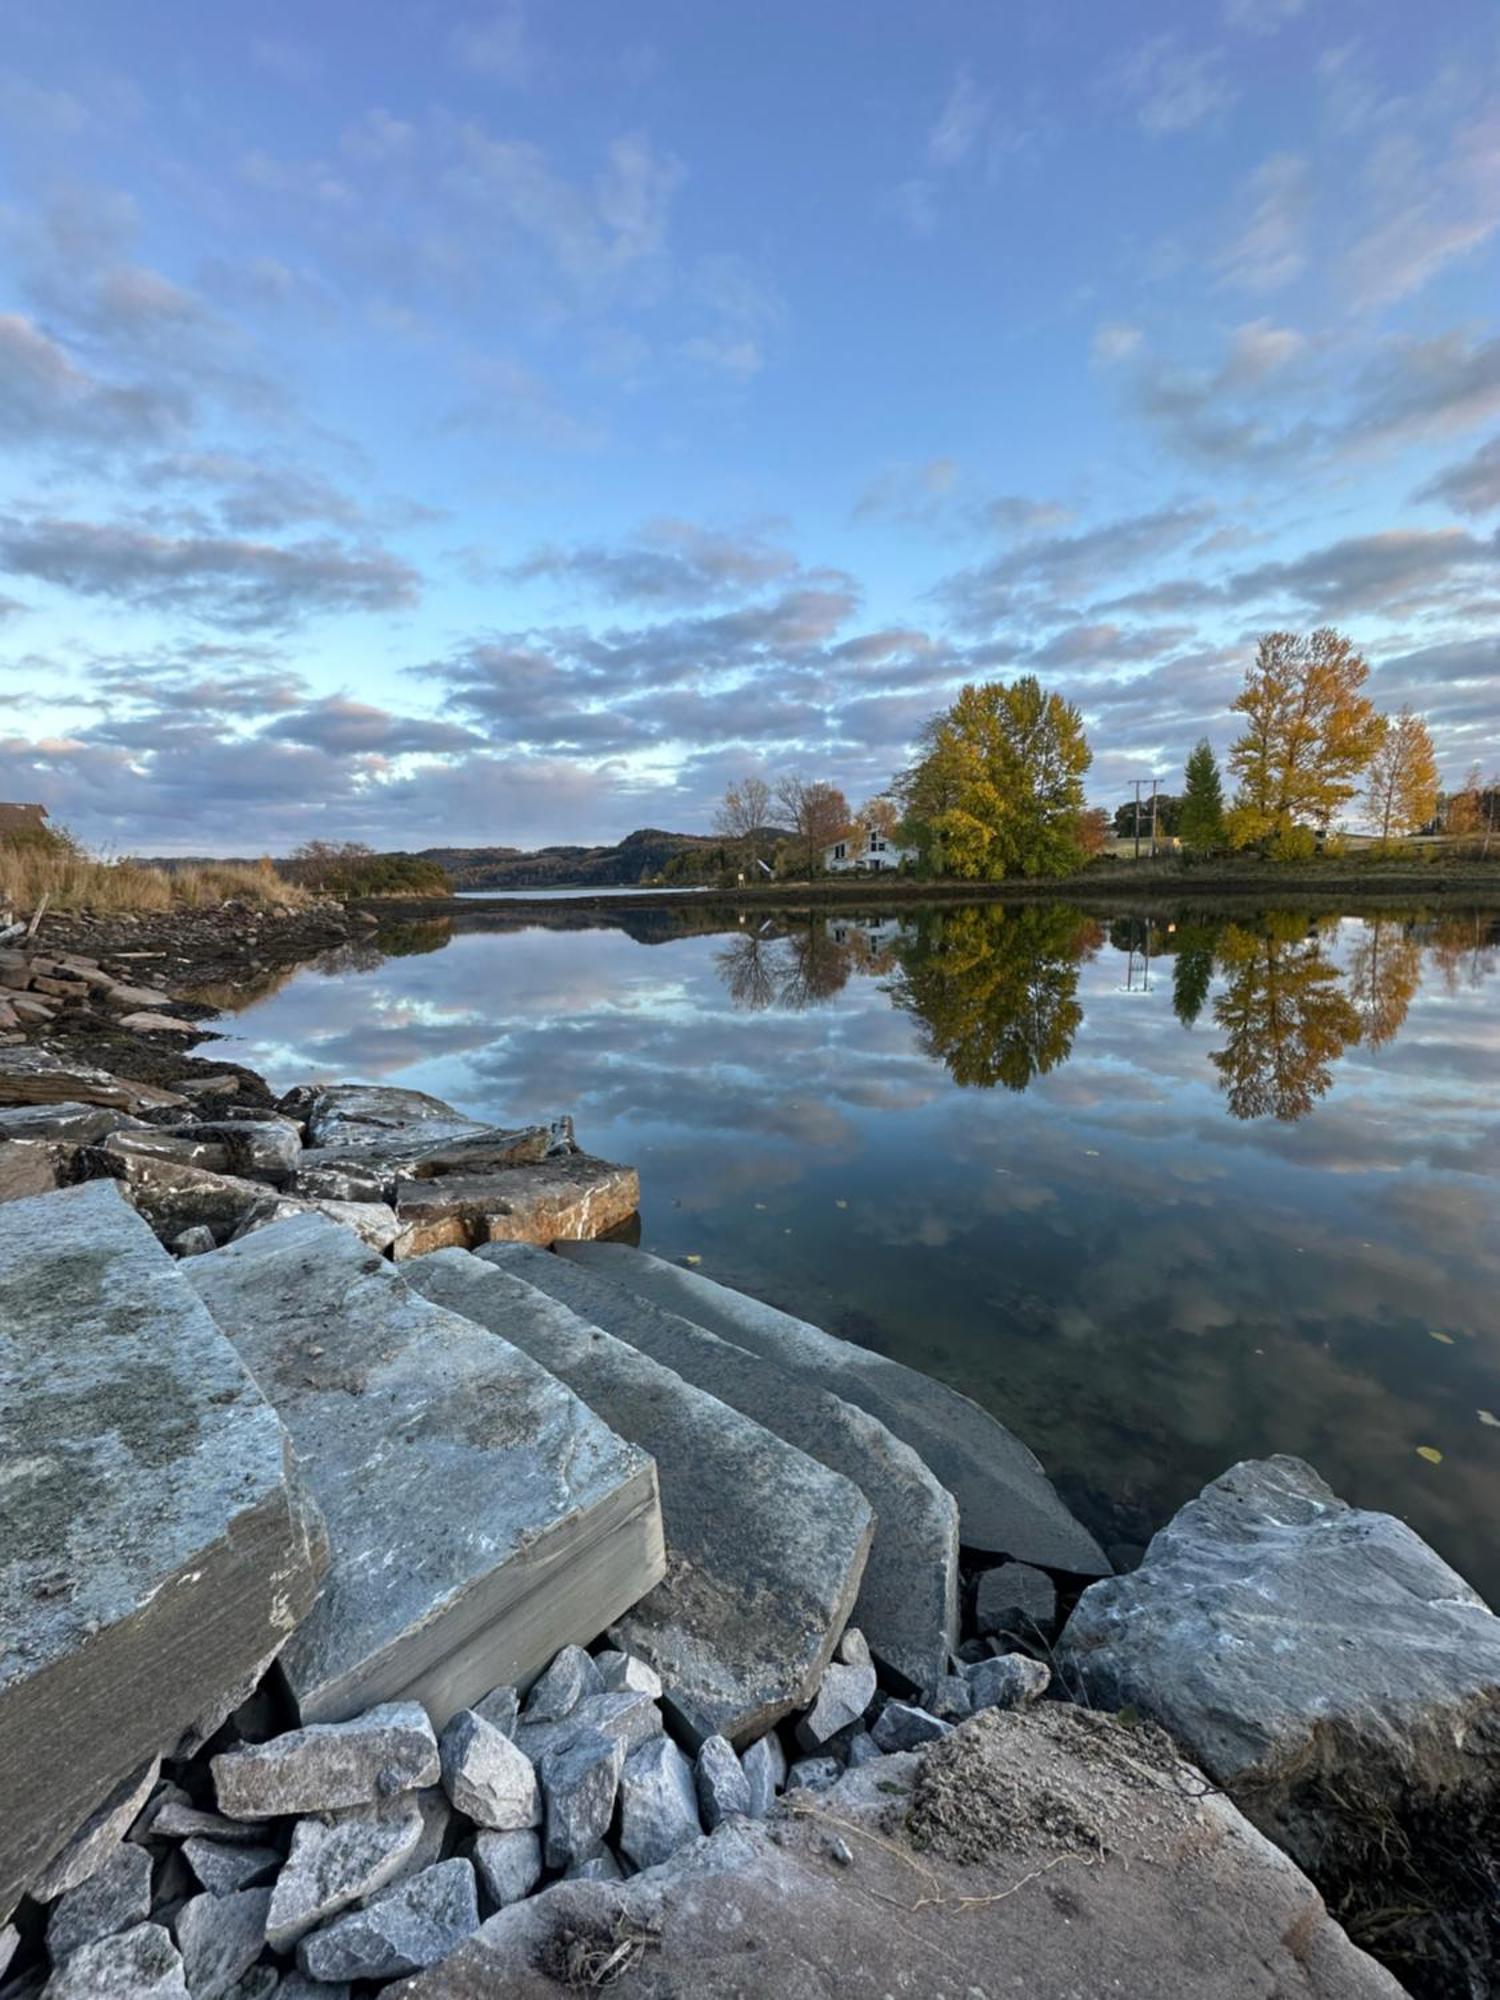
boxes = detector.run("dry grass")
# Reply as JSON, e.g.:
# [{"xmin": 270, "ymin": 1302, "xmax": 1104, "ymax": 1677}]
[{"xmin": 0, "ymin": 841, "xmax": 310, "ymax": 916}]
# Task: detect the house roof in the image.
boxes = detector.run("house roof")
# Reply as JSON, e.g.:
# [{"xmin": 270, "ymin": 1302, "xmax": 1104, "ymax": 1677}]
[{"xmin": 0, "ymin": 803, "xmax": 49, "ymax": 838}]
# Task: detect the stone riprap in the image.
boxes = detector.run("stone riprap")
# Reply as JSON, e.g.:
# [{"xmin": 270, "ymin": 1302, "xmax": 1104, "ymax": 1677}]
[
  {"xmin": 185, "ymin": 1217, "xmax": 665, "ymax": 1726},
  {"xmin": 0, "ymin": 1179, "xmax": 326, "ymax": 1923},
  {"xmin": 212, "ymin": 1704, "xmax": 440, "ymax": 1818},
  {"xmin": 0, "ymin": 1045, "xmax": 187, "ymax": 1111},
  {"xmin": 481, "ymin": 1241, "xmax": 960, "ymax": 1693},
  {"xmin": 296, "ymin": 1858, "xmax": 479, "ymax": 1982},
  {"xmin": 557, "ymin": 1241, "xmax": 1109, "ymax": 1573},
  {"xmin": 407, "ymin": 1249, "xmax": 874, "ymax": 1747},
  {"xmin": 392, "ymin": 1157, "xmax": 640, "ymax": 1257},
  {"xmin": 266, "ymin": 1797, "xmax": 429, "ymax": 1948}
]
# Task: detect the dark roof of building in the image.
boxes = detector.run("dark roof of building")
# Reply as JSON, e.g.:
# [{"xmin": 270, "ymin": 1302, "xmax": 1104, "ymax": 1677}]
[{"xmin": 0, "ymin": 803, "xmax": 50, "ymax": 837}]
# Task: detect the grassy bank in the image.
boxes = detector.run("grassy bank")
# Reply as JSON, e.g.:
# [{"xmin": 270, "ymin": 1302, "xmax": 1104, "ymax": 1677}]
[{"xmin": 0, "ymin": 846, "xmax": 310, "ymax": 916}]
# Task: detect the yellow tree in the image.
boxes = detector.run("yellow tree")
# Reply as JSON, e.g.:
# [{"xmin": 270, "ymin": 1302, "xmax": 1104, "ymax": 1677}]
[
  {"xmin": 1210, "ymin": 914, "xmax": 1362, "ymax": 1121},
  {"xmin": 1225, "ymin": 629, "xmax": 1384, "ymax": 849},
  {"xmin": 1364, "ymin": 707, "xmax": 1439, "ymax": 844}
]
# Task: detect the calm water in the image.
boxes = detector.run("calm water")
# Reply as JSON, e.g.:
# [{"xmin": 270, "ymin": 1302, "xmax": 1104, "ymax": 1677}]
[{"xmin": 206, "ymin": 901, "xmax": 1500, "ymax": 1596}]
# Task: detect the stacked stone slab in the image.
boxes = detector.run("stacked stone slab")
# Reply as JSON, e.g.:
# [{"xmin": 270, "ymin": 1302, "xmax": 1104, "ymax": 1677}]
[
  {"xmin": 482, "ymin": 1241, "xmax": 960, "ymax": 1693},
  {"xmin": 404, "ymin": 1249, "xmax": 874, "ymax": 1746},
  {"xmin": 184, "ymin": 1214, "xmax": 666, "ymax": 1726},
  {"xmin": 559, "ymin": 1241, "xmax": 1108, "ymax": 1572},
  {"xmin": 0, "ymin": 1179, "xmax": 327, "ymax": 1921}
]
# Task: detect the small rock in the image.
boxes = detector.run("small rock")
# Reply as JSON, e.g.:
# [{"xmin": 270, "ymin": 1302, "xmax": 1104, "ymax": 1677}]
[
  {"xmin": 147, "ymin": 1805, "xmax": 266, "ymax": 1848},
  {"xmin": 741, "ymin": 1732, "xmax": 788, "ymax": 1819},
  {"xmin": 566, "ymin": 1848, "xmax": 624, "ymax": 1881},
  {"xmin": 294, "ymin": 1858, "xmax": 478, "ymax": 1984},
  {"xmin": 40, "ymin": 1921, "xmax": 187, "ymax": 1997},
  {"xmin": 402, "ymin": 1788, "xmax": 455, "ymax": 1879},
  {"xmin": 617, "ymin": 1736, "xmax": 701, "ymax": 1870},
  {"xmin": 471, "ymin": 1685, "xmax": 519, "ymax": 1738},
  {"xmin": 438, "ymin": 1712, "xmax": 540, "ymax": 1831},
  {"xmin": 593, "ymin": 1650, "xmax": 663, "ymax": 1699},
  {"xmin": 871, "ymin": 1702, "xmax": 952, "ymax": 1753},
  {"xmin": 46, "ymin": 1843, "xmax": 152, "ymax": 1961},
  {"xmin": 174, "ymin": 1887, "xmax": 270, "ymax": 2000},
  {"xmin": 539, "ymin": 1731, "xmax": 624, "ymax": 1873},
  {"xmin": 845, "ymin": 1729, "xmax": 882, "ymax": 1769},
  {"xmin": 975, "ymin": 1561, "xmax": 1058, "ymax": 1639},
  {"xmin": 951, "ymin": 1637, "xmax": 991, "ymax": 1667},
  {"xmin": 826, "ymin": 1835, "xmax": 854, "ymax": 1866},
  {"xmin": 266, "ymin": 1796, "xmax": 424, "ymax": 1950},
  {"xmin": 964, "ymin": 1654, "xmax": 1051, "ymax": 1713},
  {"xmin": 522, "ymin": 1646, "xmax": 601, "ymax": 1724},
  {"xmin": 472, "ymin": 1829, "xmax": 541, "ymax": 1910},
  {"xmin": 786, "ymin": 1757, "xmax": 841, "ymax": 1793},
  {"xmin": 32, "ymin": 1760, "xmax": 160, "ymax": 1903},
  {"xmin": 277, "ymin": 1976, "xmax": 347, "ymax": 2000},
  {"xmin": 115, "ymin": 1013, "xmax": 196, "ymax": 1035},
  {"xmin": 211, "ymin": 1705, "xmax": 438, "ymax": 1820},
  {"xmin": 0, "ymin": 1924, "xmax": 17, "ymax": 1982},
  {"xmin": 694, "ymin": 1737, "xmax": 751, "ymax": 1829},
  {"xmin": 512, "ymin": 1689, "xmax": 661, "ymax": 1770},
  {"xmin": 836, "ymin": 1627, "xmax": 872, "ymax": 1669},
  {"xmin": 180, "ymin": 1843, "xmax": 280, "ymax": 1899},
  {"xmin": 925, "ymin": 1673, "xmax": 974, "ymax": 1723},
  {"xmin": 170, "ymin": 1227, "xmax": 217, "ymax": 1258},
  {"xmin": 795, "ymin": 1662, "xmax": 876, "ymax": 1751}
]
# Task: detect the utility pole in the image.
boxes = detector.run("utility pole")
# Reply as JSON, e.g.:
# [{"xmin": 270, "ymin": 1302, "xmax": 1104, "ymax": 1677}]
[
  {"xmin": 1132, "ymin": 779, "xmax": 1142, "ymax": 861},
  {"xmin": 1149, "ymin": 779, "xmax": 1159, "ymax": 860}
]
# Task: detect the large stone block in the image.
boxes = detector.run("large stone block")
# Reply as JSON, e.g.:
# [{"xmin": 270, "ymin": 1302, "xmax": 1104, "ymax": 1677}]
[
  {"xmin": 560, "ymin": 1242, "xmax": 1107, "ymax": 1573},
  {"xmin": 408, "ymin": 1251, "xmax": 873, "ymax": 1748},
  {"xmin": 184, "ymin": 1215, "xmax": 665, "ymax": 1727},
  {"xmin": 0, "ymin": 1048, "xmax": 186, "ymax": 1111},
  {"xmin": 392, "ymin": 1158, "xmax": 639, "ymax": 1258},
  {"xmin": 0, "ymin": 1180, "xmax": 326, "ymax": 1922}
]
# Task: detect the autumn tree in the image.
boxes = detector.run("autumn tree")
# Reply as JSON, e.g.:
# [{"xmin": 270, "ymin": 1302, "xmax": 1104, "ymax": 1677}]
[
  {"xmin": 1225, "ymin": 629, "xmax": 1384, "ymax": 851},
  {"xmin": 1444, "ymin": 764, "xmax": 1485, "ymax": 842},
  {"xmin": 1209, "ymin": 915, "xmax": 1362, "ymax": 1121},
  {"xmin": 1363, "ymin": 707, "xmax": 1439, "ymax": 845},
  {"xmin": 901, "ymin": 677, "xmax": 1092, "ymax": 880},
  {"xmin": 1179, "ymin": 739, "xmax": 1227, "ymax": 852},
  {"xmin": 713, "ymin": 775, "xmax": 773, "ymax": 868},
  {"xmin": 1346, "ymin": 916, "xmax": 1423, "ymax": 1047},
  {"xmin": 1077, "ymin": 807, "xmax": 1111, "ymax": 856},
  {"xmin": 775, "ymin": 775, "xmax": 851, "ymax": 877}
]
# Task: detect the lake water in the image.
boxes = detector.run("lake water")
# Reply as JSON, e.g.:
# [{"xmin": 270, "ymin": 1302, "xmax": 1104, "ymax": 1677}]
[{"xmin": 206, "ymin": 900, "xmax": 1500, "ymax": 1598}]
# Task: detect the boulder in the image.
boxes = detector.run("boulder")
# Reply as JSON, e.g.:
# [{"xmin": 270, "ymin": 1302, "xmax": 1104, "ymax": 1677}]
[
  {"xmin": 173, "ymin": 1122, "xmax": 301, "ymax": 1185},
  {"xmin": 975, "ymin": 1559, "xmax": 1058, "ymax": 1639},
  {"xmin": 557, "ymin": 1242, "xmax": 1108, "ymax": 1572},
  {"xmin": 472, "ymin": 1830, "xmax": 541, "ymax": 1910},
  {"xmin": 45, "ymin": 1843, "xmax": 152, "ymax": 1961},
  {"xmin": 289, "ymin": 1085, "xmax": 487, "ymax": 1156},
  {"xmin": 0, "ymin": 1181, "xmax": 326, "ymax": 1922},
  {"xmin": 593, "ymin": 1651, "xmax": 662, "ymax": 1700},
  {"xmin": 538, "ymin": 1733, "xmax": 623, "ymax": 1873},
  {"xmin": 395, "ymin": 1707, "xmax": 1404, "ymax": 2000},
  {"xmin": 213, "ymin": 1705, "xmax": 439, "ymax": 1819},
  {"xmin": 491, "ymin": 1242, "xmax": 959, "ymax": 1693},
  {"xmin": 184, "ymin": 1218, "xmax": 664, "ymax": 1726},
  {"xmin": 101, "ymin": 1131, "xmax": 233, "ymax": 1174},
  {"xmin": 232, "ymin": 1194, "xmax": 401, "ymax": 1253},
  {"xmin": 0, "ymin": 1137, "xmax": 72, "ymax": 1203},
  {"xmin": 0, "ymin": 1048, "xmax": 186, "ymax": 1111},
  {"xmin": 114, "ymin": 1013, "xmax": 196, "ymax": 1035},
  {"xmin": 105, "ymin": 984, "xmax": 178, "ymax": 1011},
  {"xmin": 870, "ymin": 1701, "xmax": 950, "ymax": 1753},
  {"xmin": 795, "ymin": 1662, "xmax": 875, "ymax": 1751},
  {"xmin": 521, "ymin": 1646, "xmax": 600, "ymax": 1724},
  {"xmin": 40, "ymin": 1921, "xmax": 188, "ymax": 1997},
  {"xmin": 616, "ymin": 1736, "xmax": 701, "ymax": 1871},
  {"xmin": 295, "ymin": 1858, "xmax": 478, "ymax": 1983},
  {"xmin": 964, "ymin": 1652, "xmax": 1050, "ymax": 1713},
  {"xmin": 266, "ymin": 1796, "xmax": 428, "ymax": 1949},
  {"xmin": 0, "ymin": 1103, "xmax": 136, "ymax": 1144},
  {"xmin": 784, "ymin": 1755, "xmax": 841, "ymax": 1792},
  {"xmin": 406, "ymin": 1126, "xmax": 566, "ymax": 1178},
  {"xmin": 511, "ymin": 1690, "xmax": 661, "ymax": 1771},
  {"xmin": 409, "ymin": 1251, "xmax": 872, "ymax": 1747},
  {"xmin": 392, "ymin": 1158, "xmax": 640, "ymax": 1258},
  {"xmin": 174, "ymin": 1886, "xmax": 270, "ymax": 2000},
  {"xmin": 107, "ymin": 1155, "xmax": 283, "ymax": 1246}
]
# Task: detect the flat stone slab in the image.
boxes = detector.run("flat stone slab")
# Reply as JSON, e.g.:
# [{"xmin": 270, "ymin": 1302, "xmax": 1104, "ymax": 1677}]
[
  {"xmin": 1059, "ymin": 1455, "xmax": 1500, "ymax": 1874},
  {"xmin": 213, "ymin": 1703, "xmax": 439, "ymax": 1818},
  {"xmin": 0, "ymin": 1180, "xmax": 326, "ymax": 1922},
  {"xmin": 184, "ymin": 1215, "xmax": 664, "ymax": 1726},
  {"xmin": 290, "ymin": 1084, "xmax": 490, "ymax": 1154},
  {"xmin": 0, "ymin": 1047, "xmax": 187, "ymax": 1111},
  {"xmin": 407, "ymin": 1250, "xmax": 873, "ymax": 1748},
  {"xmin": 489, "ymin": 1243, "xmax": 959, "ymax": 1691},
  {"xmin": 560, "ymin": 1242, "xmax": 1108, "ymax": 1572},
  {"xmin": 392, "ymin": 1158, "xmax": 640, "ymax": 1258},
  {"xmin": 398, "ymin": 1706, "xmax": 1402, "ymax": 2000}
]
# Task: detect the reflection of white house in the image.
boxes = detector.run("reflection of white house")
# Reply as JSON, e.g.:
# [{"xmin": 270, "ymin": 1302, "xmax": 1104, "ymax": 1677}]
[{"xmin": 823, "ymin": 827, "xmax": 914, "ymax": 873}]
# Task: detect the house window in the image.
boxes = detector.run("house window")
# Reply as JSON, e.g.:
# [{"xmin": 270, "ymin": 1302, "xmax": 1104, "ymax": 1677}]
[{"xmin": 833, "ymin": 842, "xmax": 845, "ymax": 859}]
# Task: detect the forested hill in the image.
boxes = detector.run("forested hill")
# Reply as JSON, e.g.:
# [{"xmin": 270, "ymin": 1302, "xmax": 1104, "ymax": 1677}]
[{"xmin": 417, "ymin": 827, "xmax": 724, "ymax": 889}]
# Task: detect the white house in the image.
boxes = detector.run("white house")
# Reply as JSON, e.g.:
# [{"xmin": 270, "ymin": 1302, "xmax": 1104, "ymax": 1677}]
[{"xmin": 823, "ymin": 826, "xmax": 914, "ymax": 873}]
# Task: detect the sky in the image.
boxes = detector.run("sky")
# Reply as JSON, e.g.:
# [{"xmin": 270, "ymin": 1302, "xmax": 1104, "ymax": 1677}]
[{"xmin": 1, "ymin": 0, "xmax": 1497, "ymax": 855}]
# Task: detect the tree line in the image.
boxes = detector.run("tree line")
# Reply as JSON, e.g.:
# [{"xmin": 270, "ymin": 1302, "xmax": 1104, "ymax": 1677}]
[{"xmin": 712, "ymin": 627, "xmax": 1497, "ymax": 881}]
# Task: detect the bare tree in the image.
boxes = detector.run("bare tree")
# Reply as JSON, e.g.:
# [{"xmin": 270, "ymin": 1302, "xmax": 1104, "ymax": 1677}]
[
  {"xmin": 775, "ymin": 775, "xmax": 851, "ymax": 878},
  {"xmin": 713, "ymin": 776, "xmax": 773, "ymax": 870}
]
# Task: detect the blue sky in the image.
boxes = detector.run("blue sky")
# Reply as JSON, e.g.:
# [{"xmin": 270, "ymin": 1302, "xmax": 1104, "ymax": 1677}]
[{"xmin": 1, "ymin": 0, "xmax": 1496, "ymax": 852}]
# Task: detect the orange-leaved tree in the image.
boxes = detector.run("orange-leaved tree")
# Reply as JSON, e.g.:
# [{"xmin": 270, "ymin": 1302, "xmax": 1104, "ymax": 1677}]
[{"xmin": 1225, "ymin": 629, "xmax": 1383, "ymax": 852}]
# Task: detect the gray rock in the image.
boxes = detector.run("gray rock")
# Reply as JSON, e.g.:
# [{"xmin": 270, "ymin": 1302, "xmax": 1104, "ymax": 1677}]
[
  {"xmin": 0, "ymin": 1102, "xmax": 137, "ymax": 1144},
  {"xmin": 412, "ymin": 1251, "xmax": 872, "ymax": 1748},
  {"xmin": 109, "ymin": 1157, "xmax": 285, "ymax": 1247},
  {"xmin": 40, "ymin": 1922, "xmax": 188, "ymax": 1998},
  {"xmin": 975, "ymin": 1560, "xmax": 1058, "ymax": 1639},
  {"xmin": 539, "ymin": 1732, "xmax": 624, "ymax": 1872},
  {"xmin": 175, "ymin": 1124, "xmax": 301, "ymax": 1186},
  {"xmin": 870, "ymin": 1702, "xmax": 951, "ymax": 1753},
  {"xmin": 511, "ymin": 1691, "xmax": 661, "ymax": 1772},
  {"xmin": 0, "ymin": 1048, "xmax": 187, "ymax": 1112},
  {"xmin": 924, "ymin": 1673, "xmax": 974, "ymax": 1723},
  {"xmin": 179, "ymin": 1846, "xmax": 280, "ymax": 1899},
  {"xmin": 400, "ymin": 1788, "xmax": 456, "ymax": 1881},
  {"xmin": 795, "ymin": 1662, "xmax": 876, "ymax": 1750},
  {"xmin": 503, "ymin": 1242, "xmax": 959, "ymax": 1693},
  {"xmin": 287, "ymin": 1162, "xmax": 389, "ymax": 1206},
  {"xmin": 212, "ymin": 1705, "xmax": 439, "ymax": 1819},
  {"xmin": 170, "ymin": 1227, "xmax": 217, "ymax": 1258},
  {"xmin": 438, "ymin": 1713, "xmax": 540, "ymax": 1831},
  {"xmin": 472, "ymin": 1830, "xmax": 541, "ymax": 1910},
  {"xmin": 740, "ymin": 1733, "xmax": 787, "ymax": 1818},
  {"xmin": 2, "ymin": 1178, "xmax": 326, "ymax": 1923},
  {"xmin": 965, "ymin": 1653, "xmax": 1051, "ymax": 1713},
  {"xmin": 785, "ymin": 1756, "xmax": 841, "ymax": 1793},
  {"xmin": 276, "ymin": 1977, "xmax": 346, "ymax": 2000},
  {"xmin": 844, "ymin": 1729, "xmax": 882, "ymax": 1769},
  {"xmin": 0, "ymin": 1924, "xmax": 16, "ymax": 1982},
  {"xmin": 471, "ymin": 1686, "xmax": 519, "ymax": 1738},
  {"xmin": 146, "ymin": 1804, "xmax": 266, "ymax": 1849},
  {"xmin": 522, "ymin": 1646, "xmax": 600, "ymax": 1724},
  {"xmin": 392, "ymin": 1158, "xmax": 640, "ymax": 1258},
  {"xmin": 565, "ymin": 1849, "xmax": 623, "ymax": 1882},
  {"xmin": 559, "ymin": 1241, "xmax": 1108, "ymax": 1573},
  {"xmin": 174, "ymin": 1887, "xmax": 270, "ymax": 2000},
  {"xmin": 616, "ymin": 1737, "xmax": 701, "ymax": 1871},
  {"xmin": 693, "ymin": 1737, "xmax": 750, "ymax": 1829},
  {"xmin": 294, "ymin": 1858, "xmax": 478, "ymax": 1983},
  {"xmin": 101, "ymin": 1131, "xmax": 232, "ymax": 1175},
  {"xmin": 30, "ymin": 1761, "xmax": 160, "ymax": 1905},
  {"xmin": 1059, "ymin": 1454, "xmax": 1500, "ymax": 1877},
  {"xmin": 392, "ymin": 1707, "xmax": 1404, "ymax": 2000},
  {"xmin": 265, "ymin": 1796, "xmax": 425, "ymax": 1949},
  {"xmin": 835, "ymin": 1627, "xmax": 871, "ymax": 1668},
  {"xmin": 407, "ymin": 1126, "xmax": 564, "ymax": 1178},
  {"xmin": 230, "ymin": 1196, "xmax": 401, "ymax": 1255},
  {"xmin": 291, "ymin": 1086, "xmax": 486, "ymax": 1156},
  {"xmin": 592, "ymin": 1651, "xmax": 662, "ymax": 1699},
  {"xmin": 185, "ymin": 1218, "xmax": 663, "ymax": 1726},
  {"xmin": 46, "ymin": 1844, "xmax": 153, "ymax": 1961}
]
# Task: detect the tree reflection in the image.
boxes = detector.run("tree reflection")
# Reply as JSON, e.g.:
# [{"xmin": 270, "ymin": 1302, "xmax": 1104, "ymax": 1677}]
[
  {"xmin": 888, "ymin": 904, "xmax": 1099, "ymax": 1090},
  {"xmin": 712, "ymin": 923, "xmax": 854, "ymax": 1012},
  {"xmin": 1345, "ymin": 916, "xmax": 1423, "ymax": 1047},
  {"xmin": 1209, "ymin": 915, "xmax": 1362, "ymax": 1121},
  {"xmin": 1171, "ymin": 924, "xmax": 1217, "ymax": 1027}
]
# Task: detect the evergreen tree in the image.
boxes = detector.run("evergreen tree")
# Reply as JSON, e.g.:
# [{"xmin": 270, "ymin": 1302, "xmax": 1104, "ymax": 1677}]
[{"xmin": 1179, "ymin": 739, "xmax": 1226, "ymax": 852}]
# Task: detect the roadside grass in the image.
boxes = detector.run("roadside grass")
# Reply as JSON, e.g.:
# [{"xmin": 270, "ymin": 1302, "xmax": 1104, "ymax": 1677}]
[{"xmin": 0, "ymin": 838, "xmax": 310, "ymax": 916}]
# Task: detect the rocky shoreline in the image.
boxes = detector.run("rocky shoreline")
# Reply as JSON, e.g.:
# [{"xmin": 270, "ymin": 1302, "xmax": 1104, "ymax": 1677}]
[{"xmin": 1, "ymin": 920, "xmax": 1497, "ymax": 1998}]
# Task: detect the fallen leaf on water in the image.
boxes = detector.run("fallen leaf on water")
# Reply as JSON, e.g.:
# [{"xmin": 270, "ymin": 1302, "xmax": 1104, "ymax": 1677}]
[
  {"xmin": 753, "ymin": 1202, "xmax": 767, "ymax": 1210},
  {"xmin": 1084, "ymin": 1149, "xmax": 1101, "ymax": 1157},
  {"xmin": 684, "ymin": 1254, "xmax": 702, "ymax": 1266},
  {"xmin": 1478, "ymin": 1410, "xmax": 1499, "ymax": 1428},
  {"xmin": 1416, "ymin": 1445, "xmax": 1444, "ymax": 1464},
  {"xmin": 835, "ymin": 1199, "xmax": 848, "ymax": 1209},
  {"xmin": 1430, "ymin": 1330, "xmax": 1455, "ymax": 1345}
]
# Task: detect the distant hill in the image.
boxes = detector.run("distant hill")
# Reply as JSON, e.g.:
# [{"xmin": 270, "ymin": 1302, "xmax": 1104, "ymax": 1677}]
[{"xmin": 419, "ymin": 827, "xmax": 739, "ymax": 889}]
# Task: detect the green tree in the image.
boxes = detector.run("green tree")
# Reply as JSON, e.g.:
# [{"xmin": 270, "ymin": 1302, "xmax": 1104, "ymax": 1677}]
[
  {"xmin": 902, "ymin": 678, "xmax": 1092, "ymax": 880},
  {"xmin": 1179, "ymin": 740, "xmax": 1227, "ymax": 852},
  {"xmin": 1225, "ymin": 629, "xmax": 1384, "ymax": 849}
]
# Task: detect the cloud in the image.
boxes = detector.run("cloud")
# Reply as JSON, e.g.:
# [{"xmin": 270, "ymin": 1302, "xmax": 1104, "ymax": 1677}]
[
  {"xmin": 264, "ymin": 698, "xmax": 483, "ymax": 757},
  {"xmin": 1222, "ymin": 0, "xmax": 1308, "ymax": 32},
  {"xmin": 0, "ymin": 595, "xmax": 27, "ymax": 625},
  {"xmin": 1216, "ymin": 154, "xmax": 1309, "ymax": 292},
  {"xmin": 501, "ymin": 520, "xmax": 802, "ymax": 606},
  {"xmin": 1414, "ymin": 435, "xmax": 1500, "ymax": 518},
  {"xmin": 1342, "ymin": 113, "xmax": 1500, "ymax": 311},
  {"xmin": 1349, "ymin": 333, "xmax": 1500, "ymax": 449},
  {"xmin": 934, "ymin": 504, "xmax": 1216, "ymax": 632},
  {"xmin": 249, "ymin": 37, "xmax": 323, "ymax": 87},
  {"xmin": 1223, "ymin": 527, "xmax": 1498, "ymax": 614},
  {"xmin": 1112, "ymin": 38, "xmax": 1235, "ymax": 136},
  {"xmin": 135, "ymin": 453, "xmax": 366, "ymax": 532},
  {"xmin": 0, "ymin": 312, "xmax": 186, "ymax": 450},
  {"xmin": 1091, "ymin": 322, "xmax": 1143, "ymax": 366},
  {"xmin": 450, "ymin": 4, "xmax": 532, "ymax": 82},
  {"xmin": 0, "ymin": 516, "xmax": 421, "ymax": 629},
  {"xmin": 929, "ymin": 71, "xmax": 990, "ymax": 168}
]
